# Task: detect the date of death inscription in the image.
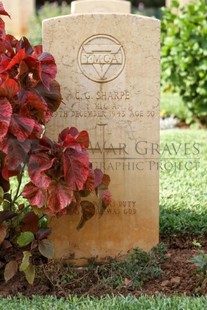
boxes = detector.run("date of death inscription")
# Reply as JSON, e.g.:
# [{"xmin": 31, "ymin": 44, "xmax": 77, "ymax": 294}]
[
  {"xmin": 54, "ymin": 109, "xmax": 157, "ymax": 119},
  {"xmin": 53, "ymin": 89, "xmax": 159, "ymax": 119}
]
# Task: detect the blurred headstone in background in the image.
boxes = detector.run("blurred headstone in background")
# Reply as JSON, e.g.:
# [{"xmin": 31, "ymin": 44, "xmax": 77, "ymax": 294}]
[
  {"xmin": 71, "ymin": 0, "xmax": 131, "ymax": 13},
  {"xmin": 2, "ymin": 0, "xmax": 35, "ymax": 38}
]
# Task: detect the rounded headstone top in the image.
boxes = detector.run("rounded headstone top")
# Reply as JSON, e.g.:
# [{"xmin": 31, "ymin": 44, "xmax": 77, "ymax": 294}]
[{"xmin": 71, "ymin": 0, "xmax": 131, "ymax": 14}]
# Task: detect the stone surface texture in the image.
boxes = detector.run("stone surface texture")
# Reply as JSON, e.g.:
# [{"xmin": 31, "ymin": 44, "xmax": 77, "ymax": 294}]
[
  {"xmin": 71, "ymin": 0, "xmax": 131, "ymax": 14},
  {"xmin": 43, "ymin": 13, "xmax": 160, "ymax": 264}
]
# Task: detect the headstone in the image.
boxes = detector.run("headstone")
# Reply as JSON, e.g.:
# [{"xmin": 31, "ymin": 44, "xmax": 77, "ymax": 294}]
[
  {"xmin": 2, "ymin": 0, "xmax": 35, "ymax": 38},
  {"xmin": 71, "ymin": 0, "xmax": 131, "ymax": 13},
  {"xmin": 43, "ymin": 0, "xmax": 160, "ymax": 265}
]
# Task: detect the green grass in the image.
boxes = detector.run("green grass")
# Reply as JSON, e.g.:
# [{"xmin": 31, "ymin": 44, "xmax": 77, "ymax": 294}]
[
  {"xmin": 160, "ymin": 129, "xmax": 207, "ymax": 235},
  {"xmin": 161, "ymin": 92, "xmax": 193, "ymax": 123},
  {"xmin": 0, "ymin": 295, "xmax": 207, "ymax": 309}
]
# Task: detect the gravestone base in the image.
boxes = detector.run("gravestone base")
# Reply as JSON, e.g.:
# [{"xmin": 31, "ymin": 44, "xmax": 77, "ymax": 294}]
[{"xmin": 49, "ymin": 196, "xmax": 159, "ymax": 264}]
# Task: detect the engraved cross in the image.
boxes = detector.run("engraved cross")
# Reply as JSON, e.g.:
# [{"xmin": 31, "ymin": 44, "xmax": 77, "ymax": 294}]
[{"xmin": 88, "ymin": 123, "xmax": 126, "ymax": 171}]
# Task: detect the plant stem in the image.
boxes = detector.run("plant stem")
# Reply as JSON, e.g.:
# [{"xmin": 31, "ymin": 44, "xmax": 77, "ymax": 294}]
[{"xmin": 13, "ymin": 164, "xmax": 26, "ymax": 205}]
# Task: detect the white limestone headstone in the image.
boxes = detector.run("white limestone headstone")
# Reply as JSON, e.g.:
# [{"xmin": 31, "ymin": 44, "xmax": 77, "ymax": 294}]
[
  {"xmin": 43, "ymin": 0, "xmax": 160, "ymax": 264},
  {"xmin": 71, "ymin": 0, "xmax": 131, "ymax": 13}
]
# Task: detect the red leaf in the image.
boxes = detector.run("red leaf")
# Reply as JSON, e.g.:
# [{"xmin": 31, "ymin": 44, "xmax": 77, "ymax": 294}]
[
  {"xmin": 38, "ymin": 53, "xmax": 57, "ymax": 88},
  {"xmin": 21, "ymin": 211, "xmax": 39, "ymax": 234},
  {"xmin": 94, "ymin": 169, "xmax": 104, "ymax": 187},
  {"xmin": 0, "ymin": 223, "xmax": 7, "ymax": 244},
  {"xmin": 99, "ymin": 189, "xmax": 112, "ymax": 216},
  {"xmin": 63, "ymin": 148, "xmax": 89, "ymax": 191},
  {"xmin": 1, "ymin": 240, "xmax": 12, "ymax": 250},
  {"xmin": 0, "ymin": 100, "xmax": 12, "ymax": 140},
  {"xmin": 63, "ymin": 134, "xmax": 81, "ymax": 150},
  {"xmin": 7, "ymin": 138, "xmax": 30, "ymax": 170},
  {"xmin": 35, "ymin": 228, "xmax": 51, "ymax": 240},
  {"xmin": 24, "ymin": 56, "xmax": 40, "ymax": 79},
  {"xmin": 59, "ymin": 128, "xmax": 89, "ymax": 148},
  {"xmin": 101, "ymin": 174, "xmax": 111, "ymax": 188},
  {"xmin": 0, "ymin": 18, "xmax": 6, "ymax": 47},
  {"xmin": 34, "ymin": 80, "xmax": 62, "ymax": 113},
  {"xmin": 24, "ymin": 91, "xmax": 47, "ymax": 112},
  {"xmin": 28, "ymin": 154, "xmax": 53, "ymax": 189},
  {"xmin": 0, "ymin": 172, "xmax": 10, "ymax": 192},
  {"xmin": 23, "ymin": 182, "xmax": 46, "ymax": 208},
  {"xmin": 32, "ymin": 45, "xmax": 43, "ymax": 57},
  {"xmin": 21, "ymin": 90, "xmax": 49, "ymax": 123},
  {"xmin": 10, "ymin": 114, "xmax": 35, "ymax": 142},
  {"xmin": 0, "ymin": 3, "xmax": 11, "ymax": 18},
  {"xmin": 47, "ymin": 181, "xmax": 73, "ymax": 214},
  {"xmin": 0, "ymin": 78, "xmax": 19, "ymax": 99},
  {"xmin": 100, "ymin": 189, "xmax": 111, "ymax": 207},
  {"xmin": 29, "ymin": 122, "xmax": 44, "ymax": 139},
  {"xmin": 2, "ymin": 165, "xmax": 20, "ymax": 179},
  {"xmin": 4, "ymin": 49, "xmax": 26, "ymax": 71},
  {"xmin": 31, "ymin": 135, "xmax": 53, "ymax": 153},
  {"xmin": 31, "ymin": 240, "xmax": 38, "ymax": 250},
  {"xmin": 76, "ymin": 131, "xmax": 89, "ymax": 149},
  {"xmin": 0, "ymin": 210, "xmax": 17, "ymax": 224},
  {"xmin": 77, "ymin": 201, "xmax": 96, "ymax": 230},
  {"xmin": 5, "ymin": 35, "xmax": 18, "ymax": 57},
  {"xmin": 58, "ymin": 127, "xmax": 78, "ymax": 143},
  {"xmin": 0, "ymin": 137, "xmax": 8, "ymax": 153},
  {"xmin": 16, "ymin": 37, "xmax": 33, "ymax": 55},
  {"xmin": 18, "ymin": 60, "xmax": 29, "ymax": 79},
  {"xmin": 84, "ymin": 168, "xmax": 95, "ymax": 191}
]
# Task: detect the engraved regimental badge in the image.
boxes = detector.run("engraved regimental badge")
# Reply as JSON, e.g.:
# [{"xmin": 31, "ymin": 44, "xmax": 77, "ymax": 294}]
[{"xmin": 78, "ymin": 34, "xmax": 125, "ymax": 83}]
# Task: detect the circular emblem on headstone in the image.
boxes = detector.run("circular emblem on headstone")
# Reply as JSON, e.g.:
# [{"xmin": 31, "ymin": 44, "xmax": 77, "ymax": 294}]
[{"xmin": 78, "ymin": 34, "xmax": 125, "ymax": 83}]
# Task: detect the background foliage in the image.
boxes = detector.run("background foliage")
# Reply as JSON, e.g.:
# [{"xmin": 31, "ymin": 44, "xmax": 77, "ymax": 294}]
[
  {"xmin": 28, "ymin": 1, "xmax": 70, "ymax": 46},
  {"xmin": 161, "ymin": 0, "xmax": 207, "ymax": 124}
]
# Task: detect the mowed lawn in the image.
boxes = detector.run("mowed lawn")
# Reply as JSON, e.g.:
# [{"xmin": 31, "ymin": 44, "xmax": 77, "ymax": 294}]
[
  {"xmin": 160, "ymin": 129, "xmax": 207, "ymax": 235},
  {"xmin": 1, "ymin": 294, "xmax": 207, "ymax": 309}
]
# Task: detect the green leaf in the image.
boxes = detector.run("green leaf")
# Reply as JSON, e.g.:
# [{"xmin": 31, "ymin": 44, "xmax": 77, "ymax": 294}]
[
  {"xmin": 4, "ymin": 260, "xmax": 18, "ymax": 282},
  {"xmin": 38, "ymin": 239, "xmax": 54, "ymax": 259},
  {"xmin": 171, "ymin": 0, "xmax": 179, "ymax": 8},
  {"xmin": 17, "ymin": 232, "xmax": 34, "ymax": 247},
  {"xmin": 24, "ymin": 263, "xmax": 35, "ymax": 285},
  {"xmin": 161, "ymin": 0, "xmax": 207, "ymax": 120},
  {"xmin": 19, "ymin": 251, "xmax": 31, "ymax": 272}
]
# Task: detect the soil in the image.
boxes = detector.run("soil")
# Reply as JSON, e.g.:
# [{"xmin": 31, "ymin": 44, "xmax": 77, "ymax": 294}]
[{"xmin": 1, "ymin": 235, "xmax": 207, "ymax": 298}]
